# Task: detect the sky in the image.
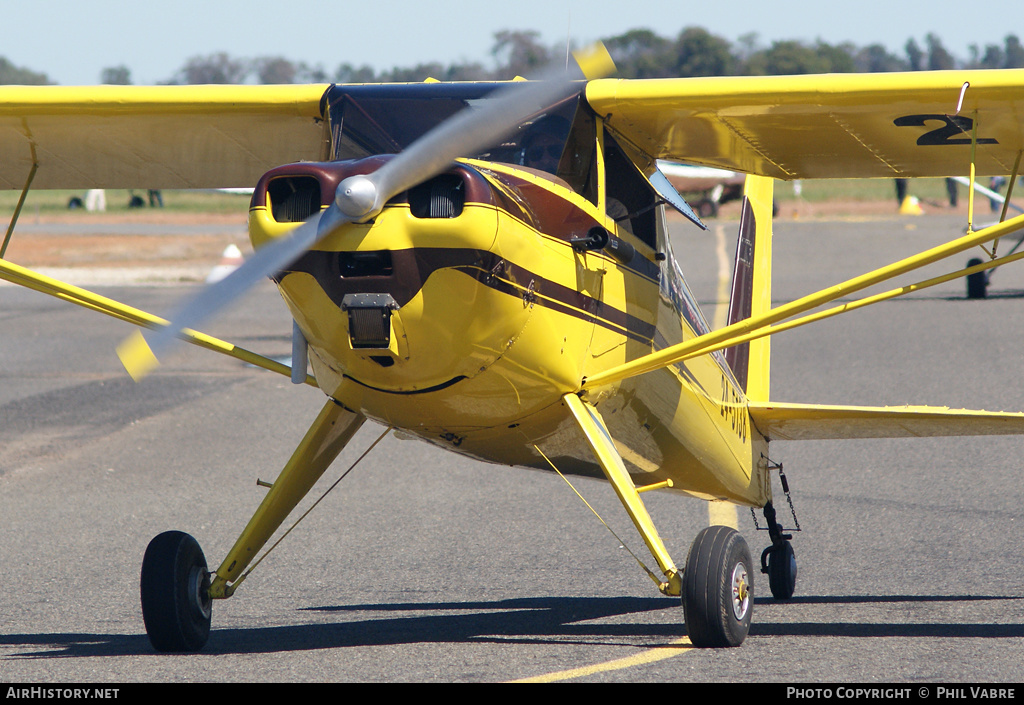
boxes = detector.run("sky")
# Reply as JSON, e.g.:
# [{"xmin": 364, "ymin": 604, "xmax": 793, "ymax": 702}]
[{"xmin": 4, "ymin": 0, "xmax": 1021, "ymax": 85}]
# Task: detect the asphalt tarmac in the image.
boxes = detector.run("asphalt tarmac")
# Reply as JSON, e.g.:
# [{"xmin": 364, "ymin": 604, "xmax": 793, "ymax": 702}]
[{"xmin": 1, "ymin": 212, "xmax": 1022, "ymax": 683}]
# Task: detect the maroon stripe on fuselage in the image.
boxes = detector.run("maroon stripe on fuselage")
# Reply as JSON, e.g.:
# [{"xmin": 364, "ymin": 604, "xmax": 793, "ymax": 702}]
[
  {"xmin": 254, "ymin": 156, "xmax": 660, "ymax": 281},
  {"xmin": 724, "ymin": 198, "xmax": 755, "ymax": 392},
  {"xmin": 277, "ymin": 247, "xmax": 658, "ymax": 344},
  {"xmin": 472, "ymin": 165, "xmax": 661, "ymax": 283}
]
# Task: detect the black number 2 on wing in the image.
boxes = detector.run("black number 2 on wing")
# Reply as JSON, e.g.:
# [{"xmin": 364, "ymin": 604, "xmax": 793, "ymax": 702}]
[{"xmin": 894, "ymin": 114, "xmax": 999, "ymax": 146}]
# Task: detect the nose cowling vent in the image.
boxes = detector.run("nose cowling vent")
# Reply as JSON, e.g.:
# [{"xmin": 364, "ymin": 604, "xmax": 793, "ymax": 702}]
[
  {"xmin": 408, "ymin": 174, "xmax": 464, "ymax": 219},
  {"xmin": 269, "ymin": 176, "xmax": 321, "ymax": 223}
]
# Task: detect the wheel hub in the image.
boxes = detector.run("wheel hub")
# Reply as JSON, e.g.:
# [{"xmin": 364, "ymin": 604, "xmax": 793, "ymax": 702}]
[
  {"xmin": 189, "ymin": 566, "xmax": 212, "ymax": 621},
  {"xmin": 731, "ymin": 563, "xmax": 750, "ymax": 620}
]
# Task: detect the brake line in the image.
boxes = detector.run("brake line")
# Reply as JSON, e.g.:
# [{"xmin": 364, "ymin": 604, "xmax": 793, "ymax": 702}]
[
  {"xmin": 229, "ymin": 424, "xmax": 393, "ymax": 589},
  {"xmin": 533, "ymin": 444, "xmax": 663, "ymax": 588}
]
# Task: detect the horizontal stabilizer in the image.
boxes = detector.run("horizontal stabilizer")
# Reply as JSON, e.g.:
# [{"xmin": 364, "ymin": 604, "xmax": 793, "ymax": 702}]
[{"xmin": 748, "ymin": 401, "xmax": 1024, "ymax": 441}]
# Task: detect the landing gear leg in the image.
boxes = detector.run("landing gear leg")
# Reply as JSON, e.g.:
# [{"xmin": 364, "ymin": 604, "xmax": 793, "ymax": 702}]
[
  {"xmin": 563, "ymin": 393, "xmax": 682, "ymax": 596},
  {"xmin": 966, "ymin": 258, "xmax": 988, "ymax": 299},
  {"xmin": 140, "ymin": 399, "xmax": 366, "ymax": 652},
  {"xmin": 760, "ymin": 501, "xmax": 797, "ymax": 600}
]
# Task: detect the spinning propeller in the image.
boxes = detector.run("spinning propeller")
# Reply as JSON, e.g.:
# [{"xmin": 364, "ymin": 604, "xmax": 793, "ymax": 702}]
[{"xmin": 117, "ymin": 45, "xmax": 615, "ymax": 381}]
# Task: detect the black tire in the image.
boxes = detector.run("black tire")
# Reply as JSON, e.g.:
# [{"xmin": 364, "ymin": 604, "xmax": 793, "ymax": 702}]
[
  {"xmin": 764, "ymin": 541, "xmax": 797, "ymax": 600},
  {"xmin": 966, "ymin": 258, "xmax": 987, "ymax": 299},
  {"xmin": 696, "ymin": 199, "xmax": 718, "ymax": 219},
  {"xmin": 140, "ymin": 531, "xmax": 212, "ymax": 652},
  {"xmin": 682, "ymin": 525, "xmax": 753, "ymax": 647}
]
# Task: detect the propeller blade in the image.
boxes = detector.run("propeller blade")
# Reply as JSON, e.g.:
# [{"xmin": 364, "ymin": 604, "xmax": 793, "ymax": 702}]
[
  {"xmin": 118, "ymin": 43, "xmax": 615, "ymax": 381},
  {"xmin": 117, "ymin": 211, "xmax": 333, "ymax": 380}
]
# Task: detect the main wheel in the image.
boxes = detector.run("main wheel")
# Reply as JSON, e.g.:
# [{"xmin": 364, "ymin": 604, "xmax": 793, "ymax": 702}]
[
  {"xmin": 763, "ymin": 540, "xmax": 797, "ymax": 600},
  {"xmin": 966, "ymin": 258, "xmax": 987, "ymax": 299},
  {"xmin": 696, "ymin": 198, "xmax": 718, "ymax": 218},
  {"xmin": 140, "ymin": 531, "xmax": 212, "ymax": 652},
  {"xmin": 682, "ymin": 525, "xmax": 753, "ymax": 648}
]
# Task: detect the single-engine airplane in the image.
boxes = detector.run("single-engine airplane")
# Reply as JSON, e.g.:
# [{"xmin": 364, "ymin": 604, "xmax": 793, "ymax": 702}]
[{"xmin": 3, "ymin": 48, "xmax": 1024, "ymax": 651}]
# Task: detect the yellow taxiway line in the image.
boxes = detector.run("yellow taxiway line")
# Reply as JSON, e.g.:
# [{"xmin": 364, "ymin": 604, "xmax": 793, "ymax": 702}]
[{"xmin": 509, "ymin": 637, "xmax": 693, "ymax": 682}]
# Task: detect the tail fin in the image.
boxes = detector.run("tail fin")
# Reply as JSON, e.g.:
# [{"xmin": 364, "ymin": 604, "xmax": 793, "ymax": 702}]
[{"xmin": 723, "ymin": 174, "xmax": 774, "ymax": 401}]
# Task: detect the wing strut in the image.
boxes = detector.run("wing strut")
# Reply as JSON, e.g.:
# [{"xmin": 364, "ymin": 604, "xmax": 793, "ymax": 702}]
[
  {"xmin": 582, "ymin": 210, "xmax": 1024, "ymax": 390},
  {"xmin": 1, "ymin": 160, "xmax": 37, "ymax": 258},
  {"xmin": 627, "ymin": 244, "xmax": 1024, "ymax": 377},
  {"xmin": 0, "ymin": 258, "xmax": 316, "ymax": 386}
]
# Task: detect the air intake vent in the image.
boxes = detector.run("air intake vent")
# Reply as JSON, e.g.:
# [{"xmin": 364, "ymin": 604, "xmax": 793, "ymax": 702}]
[
  {"xmin": 336, "ymin": 251, "xmax": 392, "ymax": 278},
  {"xmin": 347, "ymin": 308, "xmax": 390, "ymax": 348},
  {"xmin": 342, "ymin": 293, "xmax": 397, "ymax": 349},
  {"xmin": 268, "ymin": 176, "xmax": 321, "ymax": 223},
  {"xmin": 409, "ymin": 175, "xmax": 464, "ymax": 219}
]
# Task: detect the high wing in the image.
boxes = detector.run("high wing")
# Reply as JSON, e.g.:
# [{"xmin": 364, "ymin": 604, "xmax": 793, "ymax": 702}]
[
  {"xmin": 587, "ymin": 69, "xmax": 1024, "ymax": 179},
  {"xmin": 0, "ymin": 84, "xmax": 330, "ymax": 189},
  {"xmin": 4, "ymin": 71, "xmax": 1021, "ymax": 188},
  {"xmin": 4, "ymin": 73, "xmax": 1024, "ymax": 442}
]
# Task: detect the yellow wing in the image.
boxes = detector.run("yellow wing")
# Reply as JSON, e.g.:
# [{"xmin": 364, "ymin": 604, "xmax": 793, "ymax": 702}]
[
  {"xmin": 0, "ymin": 84, "xmax": 330, "ymax": 190},
  {"xmin": 586, "ymin": 69, "xmax": 1024, "ymax": 179}
]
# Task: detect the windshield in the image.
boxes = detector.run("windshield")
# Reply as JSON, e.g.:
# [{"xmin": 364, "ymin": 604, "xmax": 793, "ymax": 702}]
[{"xmin": 325, "ymin": 83, "xmax": 582, "ymax": 173}]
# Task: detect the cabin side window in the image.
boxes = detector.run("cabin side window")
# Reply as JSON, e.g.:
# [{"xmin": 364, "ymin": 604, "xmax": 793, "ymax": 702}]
[
  {"xmin": 552, "ymin": 106, "xmax": 598, "ymax": 205},
  {"xmin": 603, "ymin": 133, "xmax": 657, "ymax": 250}
]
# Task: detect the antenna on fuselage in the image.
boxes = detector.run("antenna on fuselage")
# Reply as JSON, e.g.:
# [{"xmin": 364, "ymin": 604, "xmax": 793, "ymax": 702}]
[{"xmin": 565, "ymin": 12, "xmax": 572, "ymax": 70}]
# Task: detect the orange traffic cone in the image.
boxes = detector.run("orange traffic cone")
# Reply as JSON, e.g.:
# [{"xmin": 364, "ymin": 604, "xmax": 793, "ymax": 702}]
[
  {"xmin": 899, "ymin": 196, "xmax": 923, "ymax": 215},
  {"xmin": 206, "ymin": 244, "xmax": 244, "ymax": 283}
]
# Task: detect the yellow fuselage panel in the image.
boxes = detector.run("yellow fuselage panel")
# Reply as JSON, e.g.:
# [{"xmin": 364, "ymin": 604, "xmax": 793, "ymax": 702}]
[{"xmin": 248, "ymin": 159, "xmax": 767, "ymax": 506}]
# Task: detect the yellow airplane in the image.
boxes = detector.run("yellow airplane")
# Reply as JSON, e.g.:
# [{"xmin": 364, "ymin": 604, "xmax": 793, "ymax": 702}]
[{"xmin": 3, "ymin": 49, "xmax": 1024, "ymax": 651}]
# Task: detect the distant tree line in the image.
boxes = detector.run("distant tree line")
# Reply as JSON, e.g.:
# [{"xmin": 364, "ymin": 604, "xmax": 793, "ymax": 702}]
[
  {"xmin": 0, "ymin": 56, "xmax": 51, "ymax": 84},
  {"xmin": 2, "ymin": 27, "xmax": 1023, "ymax": 85}
]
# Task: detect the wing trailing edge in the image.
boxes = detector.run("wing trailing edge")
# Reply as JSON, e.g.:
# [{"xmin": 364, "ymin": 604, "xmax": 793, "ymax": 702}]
[{"xmin": 748, "ymin": 401, "xmax": 1024, "ymax": 441}]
